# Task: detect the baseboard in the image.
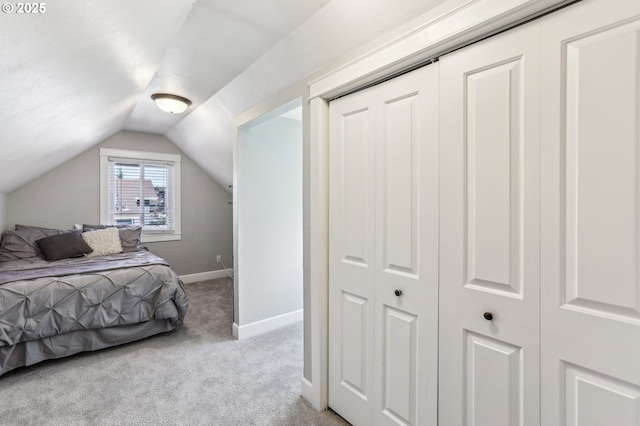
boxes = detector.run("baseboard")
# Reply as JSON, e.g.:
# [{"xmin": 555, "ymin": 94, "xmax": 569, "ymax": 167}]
[
  {"xmin": 179, "ymin": 269, "xmax": 233, "ymax": 284},
  {"xmin": 301, "ymin": 377, "xmax": 316, "ymax": 408},
  {"xmin": 232, "ymin": 309, "xmax": 303, "ymax": 340},
  {"xmin": 232, "ymin": 322, "xmax": 240, "ymax": 339}
]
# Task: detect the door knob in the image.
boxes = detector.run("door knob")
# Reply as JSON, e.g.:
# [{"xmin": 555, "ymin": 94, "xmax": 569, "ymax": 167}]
[
  {"xmin": 483, "ymin": 312, "xmax": 493, "ymax": 321},
  {"xmin": 394, "ymin": 289, "xmax": 403, "ymax": 297}
]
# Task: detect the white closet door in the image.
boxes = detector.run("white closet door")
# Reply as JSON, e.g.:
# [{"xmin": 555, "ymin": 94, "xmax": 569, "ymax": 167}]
[
  {"xmin": 329, "ymin": 88, "xmax": 377, "ymax": 426},
  {"xmin": 540, "ymin": 0, "xmax": 640, "ymax": 424},
  {"xmin": 329, "ymin": 64, "xmax": 439, "ymax": 426},
  {"xmin": 373, "ymin": 65, "xmax": 439, "ymax": 426},
  {"xmin": 439, "ymin": 22, "xmax": 541, "ymax": 426}
]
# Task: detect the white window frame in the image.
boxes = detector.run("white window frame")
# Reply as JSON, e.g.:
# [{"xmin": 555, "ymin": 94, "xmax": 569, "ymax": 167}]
[{"xmin": 100, "ymin": 148, "xmax": 182, "ymax": 243}]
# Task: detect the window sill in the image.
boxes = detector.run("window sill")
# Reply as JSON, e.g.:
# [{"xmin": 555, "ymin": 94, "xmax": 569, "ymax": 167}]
[{"xmin": 141, "ymin": 233, "xmax": 182, "ymax": 243}]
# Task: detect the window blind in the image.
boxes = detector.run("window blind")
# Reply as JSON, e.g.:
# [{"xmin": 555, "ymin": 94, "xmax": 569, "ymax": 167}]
[{"xmin": 106, "ymin": 157, "xmax": 176, "ymax": 234}]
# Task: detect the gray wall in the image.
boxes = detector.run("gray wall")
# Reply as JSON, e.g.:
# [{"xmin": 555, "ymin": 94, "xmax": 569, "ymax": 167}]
[
  {"xmin": 0, "ymin": 193, "xmax": 7, "ymax": 233},
  {"xmin": 7, "ymin": 131, "xmax": 232, "ymax": 276},
  {"xmin": 237, "ymin": 116, "xmax": 303, "ymax": 326}
]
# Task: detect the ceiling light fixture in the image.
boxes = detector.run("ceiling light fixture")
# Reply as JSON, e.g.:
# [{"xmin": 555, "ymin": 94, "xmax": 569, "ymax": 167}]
[{"xmin": 151, "ymin": 93, "xmax": 192, "ymax": 114}]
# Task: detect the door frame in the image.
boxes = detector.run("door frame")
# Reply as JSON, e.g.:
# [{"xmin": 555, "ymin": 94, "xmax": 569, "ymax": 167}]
[{"xmin": 305, "ymin": 0, "xmax": 576, "ymax": 411}]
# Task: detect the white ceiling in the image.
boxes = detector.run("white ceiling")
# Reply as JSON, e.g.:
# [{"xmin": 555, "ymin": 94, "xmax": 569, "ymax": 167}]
[{"xmin": 0, "ymin": 0, "xmax": 446, "ymax": 194}]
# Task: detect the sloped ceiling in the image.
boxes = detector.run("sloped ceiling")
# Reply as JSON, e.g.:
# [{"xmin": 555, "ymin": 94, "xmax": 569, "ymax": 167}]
[{"xmin": 0, "ymin": 0, "xmax": 445, "ymax": 194}]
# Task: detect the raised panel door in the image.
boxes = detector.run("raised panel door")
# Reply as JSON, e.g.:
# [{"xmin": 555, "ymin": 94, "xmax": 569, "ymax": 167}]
[
  {"xmin": 439, "ymin": 21, "xmax": 541, "ymax": 426},
  {"xmin": 374, "ymin": 65, "xmax": 439, "ymax": 426},
  {"xmin": 329, "ymin": 91, "xmax": 377, "ymax": 425},
  {"xmin": 329, "ymin": 64, "xmax": 439, "ymax": 426},
  {"xmin": 540, "ymin": 0, "xmax": 640, "ymax": 424}
]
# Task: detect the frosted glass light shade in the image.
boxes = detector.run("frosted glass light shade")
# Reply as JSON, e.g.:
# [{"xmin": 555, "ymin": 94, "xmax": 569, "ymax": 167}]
[{"xmin": 151, "ymin": 94, "xmax": 192, "ymax": 114}]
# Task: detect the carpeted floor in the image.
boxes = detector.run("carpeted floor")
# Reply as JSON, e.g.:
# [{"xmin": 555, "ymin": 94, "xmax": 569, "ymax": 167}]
[{"xmin": 0, "ymin": 278, "xmax": 349, "ymax": 426}]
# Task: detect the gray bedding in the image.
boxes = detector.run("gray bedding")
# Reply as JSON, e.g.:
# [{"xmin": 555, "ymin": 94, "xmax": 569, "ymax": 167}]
[{"xmin": 0, "ymin": 250, "xmax": 188, "ymax": 376}]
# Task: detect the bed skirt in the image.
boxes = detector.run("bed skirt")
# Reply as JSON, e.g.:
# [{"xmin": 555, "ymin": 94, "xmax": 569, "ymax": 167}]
[{"xmin": 0, "ymin": 319, "xmax": 180, "ymax": 377}]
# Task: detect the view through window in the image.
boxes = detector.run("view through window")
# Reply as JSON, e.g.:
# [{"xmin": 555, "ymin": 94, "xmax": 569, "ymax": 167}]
[
  {"xmin": 109, "ymin": 160, "xmax": 174, "ymax": 231},
  {"xmin": 100, "ymin": 148, "xmax": 181, "ymax": 242}
]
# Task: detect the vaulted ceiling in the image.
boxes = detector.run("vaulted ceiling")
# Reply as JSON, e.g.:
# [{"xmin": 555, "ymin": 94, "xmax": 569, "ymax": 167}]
[{"xmin": 0, "ymin": 0, "xmax": 445, "ymax": 194}]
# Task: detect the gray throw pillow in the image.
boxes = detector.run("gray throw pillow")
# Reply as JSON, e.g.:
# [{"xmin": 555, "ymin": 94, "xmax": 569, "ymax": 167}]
[
  {"xmin": 37, "ymin": 230, "xmax": 94, "ymax": 261},
  {"xmin": 0, "ymin": 225, "xmax": 67, "ymax": 262}
]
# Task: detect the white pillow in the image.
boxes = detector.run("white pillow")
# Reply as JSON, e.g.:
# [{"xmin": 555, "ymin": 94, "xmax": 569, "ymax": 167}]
[{"xmin": 82, "ymin": 228, "xmax": 123, "ymax": 258}]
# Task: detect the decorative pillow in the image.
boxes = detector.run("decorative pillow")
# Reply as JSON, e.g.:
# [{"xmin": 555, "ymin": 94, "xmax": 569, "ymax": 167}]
[
  {"xmin": 36, "ymin": 230, "xmax": 93, "ymax": 261},
  {"xmin": 82, "ymin": 224, "xmax": 143, "ymax": 252},
  {"xmin": 15, "ymin": 224, "xmax": 66, "ymax": 233},
  {"xmin": 0, "ymin": 225, "xmax": 67, "ymax": 262},
  {"xmin": 81, "ymin": 228, "xmax": 123, "ymax": 258}
]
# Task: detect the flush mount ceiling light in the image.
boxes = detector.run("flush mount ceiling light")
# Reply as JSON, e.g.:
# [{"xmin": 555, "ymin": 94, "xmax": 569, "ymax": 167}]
[{"xmin": 151, "ymin": 93, "xmax": 192, "ymax": 114}]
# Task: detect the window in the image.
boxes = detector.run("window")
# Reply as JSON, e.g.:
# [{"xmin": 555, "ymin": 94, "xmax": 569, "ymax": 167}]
[{"xmin": 100, "ymin": 148, "xmax": 181, "ymax": 242}]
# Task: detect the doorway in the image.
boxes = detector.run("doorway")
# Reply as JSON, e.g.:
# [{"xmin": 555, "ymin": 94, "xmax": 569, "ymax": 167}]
[{"xmin": 234, "ymin": 98, "xmax": 304, "ymax": 339}]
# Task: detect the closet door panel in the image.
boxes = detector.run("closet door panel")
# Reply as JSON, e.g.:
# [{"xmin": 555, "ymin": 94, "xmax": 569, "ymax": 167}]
[
  {"xmin": 564, "ymin": 20, "xmax": 640, "ymax": 315},
  {"xmin": 341, "ymin": 108, "xmax": 373, "ymax": 266},
  {"xmin": 540, "ymin": 0, "xmax": 640, "ymax": 424},
  {"xmin": 466, "ymin": 59, "xmax": 523, "ymax": 296},
  {"xmin": 329, "ymin": 92, "xmax": 377, "ymax": 426},
  {"xmin": 340, "ymin": 292, "xmax": 368, "ymax": 396},
  {"xmin": 375, "ymin": 65, "xmax": 439, "ymax": 426},
  {"xmin": 379, "ymin": 91, "xmax": 421, "ymax": 426},
  {"xmin": 329, "ymin": 63, "xmax": 439, "ymax": 426},
  {"xmin": 439, "ymin": 22, "xmax": 541, "ymax": 426},
  {"xmin": 465, "ymin": 332, "xmax": 522, "ymax": 426},
  {"xmin": 565, "ymin": 365, "xmax": 640, "ymax": 426},
  {"xmin": 382, "ymin": 306, "xmax": 418, "ymax": 424},
  {"xmin": 382, "ymin": 95, "xmax": 419, "ymax": 276}
]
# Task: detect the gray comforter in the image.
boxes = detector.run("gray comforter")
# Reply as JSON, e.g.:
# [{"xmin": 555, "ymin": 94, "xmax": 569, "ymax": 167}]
[{"xmin": 0, "ymin": 251, "xmax": 188, "ymax": 375}]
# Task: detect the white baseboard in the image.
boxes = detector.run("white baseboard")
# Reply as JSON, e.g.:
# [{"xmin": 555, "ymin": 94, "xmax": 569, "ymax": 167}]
[
  {"xmin": 179, "ymin": 269, "xmax": 233, "ymax": 284},
  {"xmin": 232, "ymin": 309, "xmax": 303, "ymax": 340},
  {"xmin": 301, "ymin": 377, "xmax": 316, "ymax": 408}
]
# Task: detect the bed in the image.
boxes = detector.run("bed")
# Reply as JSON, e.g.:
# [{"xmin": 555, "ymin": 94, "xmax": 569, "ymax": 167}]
[{"xmin": 0, "ymin": 224, "xmax": 189, "ymax": 377}]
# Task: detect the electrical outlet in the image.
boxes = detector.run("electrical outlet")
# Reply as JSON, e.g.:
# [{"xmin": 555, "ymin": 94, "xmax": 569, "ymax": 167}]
[{"xmin": 216, "ymin": 255, "xmax": 221, "ymax": 263}]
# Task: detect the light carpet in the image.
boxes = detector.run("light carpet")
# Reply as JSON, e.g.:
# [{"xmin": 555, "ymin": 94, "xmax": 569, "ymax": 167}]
[{"xmin": 0, "ymin": 278, "xmax": 348, "ymax": 426}]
